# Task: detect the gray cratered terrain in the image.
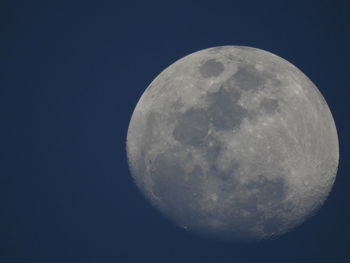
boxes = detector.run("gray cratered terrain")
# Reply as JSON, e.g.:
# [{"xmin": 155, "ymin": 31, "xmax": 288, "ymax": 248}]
[{"xmin": 126, "ymin": 46, "xmax": 339, "ymax": 241}]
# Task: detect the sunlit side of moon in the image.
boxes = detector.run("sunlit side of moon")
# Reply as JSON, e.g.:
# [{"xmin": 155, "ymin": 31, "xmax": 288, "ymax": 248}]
[{"xmin": 126, "ymin": 46, "xmax": 339, "ymax": 241}]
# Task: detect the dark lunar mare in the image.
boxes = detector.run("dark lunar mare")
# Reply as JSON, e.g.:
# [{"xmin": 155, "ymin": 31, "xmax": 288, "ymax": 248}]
[{"xmin": 127, "ymin": 46, "xmax": 339, "ymax": 242}]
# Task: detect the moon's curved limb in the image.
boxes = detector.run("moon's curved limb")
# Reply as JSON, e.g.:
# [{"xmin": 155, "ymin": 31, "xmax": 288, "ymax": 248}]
[{"xmin": 126, "ymin": 46, "xmax": 339, "ymax": 241}]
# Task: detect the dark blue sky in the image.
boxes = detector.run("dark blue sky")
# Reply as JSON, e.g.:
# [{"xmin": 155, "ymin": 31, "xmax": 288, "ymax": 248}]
[{"xmin": 2, "ymin": 0, "xmax": 350, "ymax": 262}]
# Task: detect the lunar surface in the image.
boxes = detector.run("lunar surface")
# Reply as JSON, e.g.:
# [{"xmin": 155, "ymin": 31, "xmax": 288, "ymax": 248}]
[{"xmin": 126, "ymin": 46, "xmax": 339, "ymax": 241}]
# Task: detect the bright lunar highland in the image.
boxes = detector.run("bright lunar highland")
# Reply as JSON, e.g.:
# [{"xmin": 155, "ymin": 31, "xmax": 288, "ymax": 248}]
[{"xmin": 126, "ymin": 46, "xmax": 339, "ymax": 241}]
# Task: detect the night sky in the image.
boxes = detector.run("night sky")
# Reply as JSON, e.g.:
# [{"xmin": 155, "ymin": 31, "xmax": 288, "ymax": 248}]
[{"xmin": 2, "ymin": 1, "xmax": 350, "ymax": 262}]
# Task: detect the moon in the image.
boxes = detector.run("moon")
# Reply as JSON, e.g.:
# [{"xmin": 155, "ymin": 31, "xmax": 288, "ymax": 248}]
[{"xmin": 126, "ymin": 46, "xmax": 339, "ymax": 242}]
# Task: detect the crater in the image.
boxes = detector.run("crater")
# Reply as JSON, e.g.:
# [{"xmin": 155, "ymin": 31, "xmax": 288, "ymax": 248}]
[{"xmin": 199, "ymin": 59, "xmax": 224, "ymax": 78}]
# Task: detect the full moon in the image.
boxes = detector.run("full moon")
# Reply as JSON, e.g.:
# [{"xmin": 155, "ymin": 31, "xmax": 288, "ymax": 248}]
[{"xmin": 126, "ymin": 46, "xmax": 339, "ymax": 241}]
